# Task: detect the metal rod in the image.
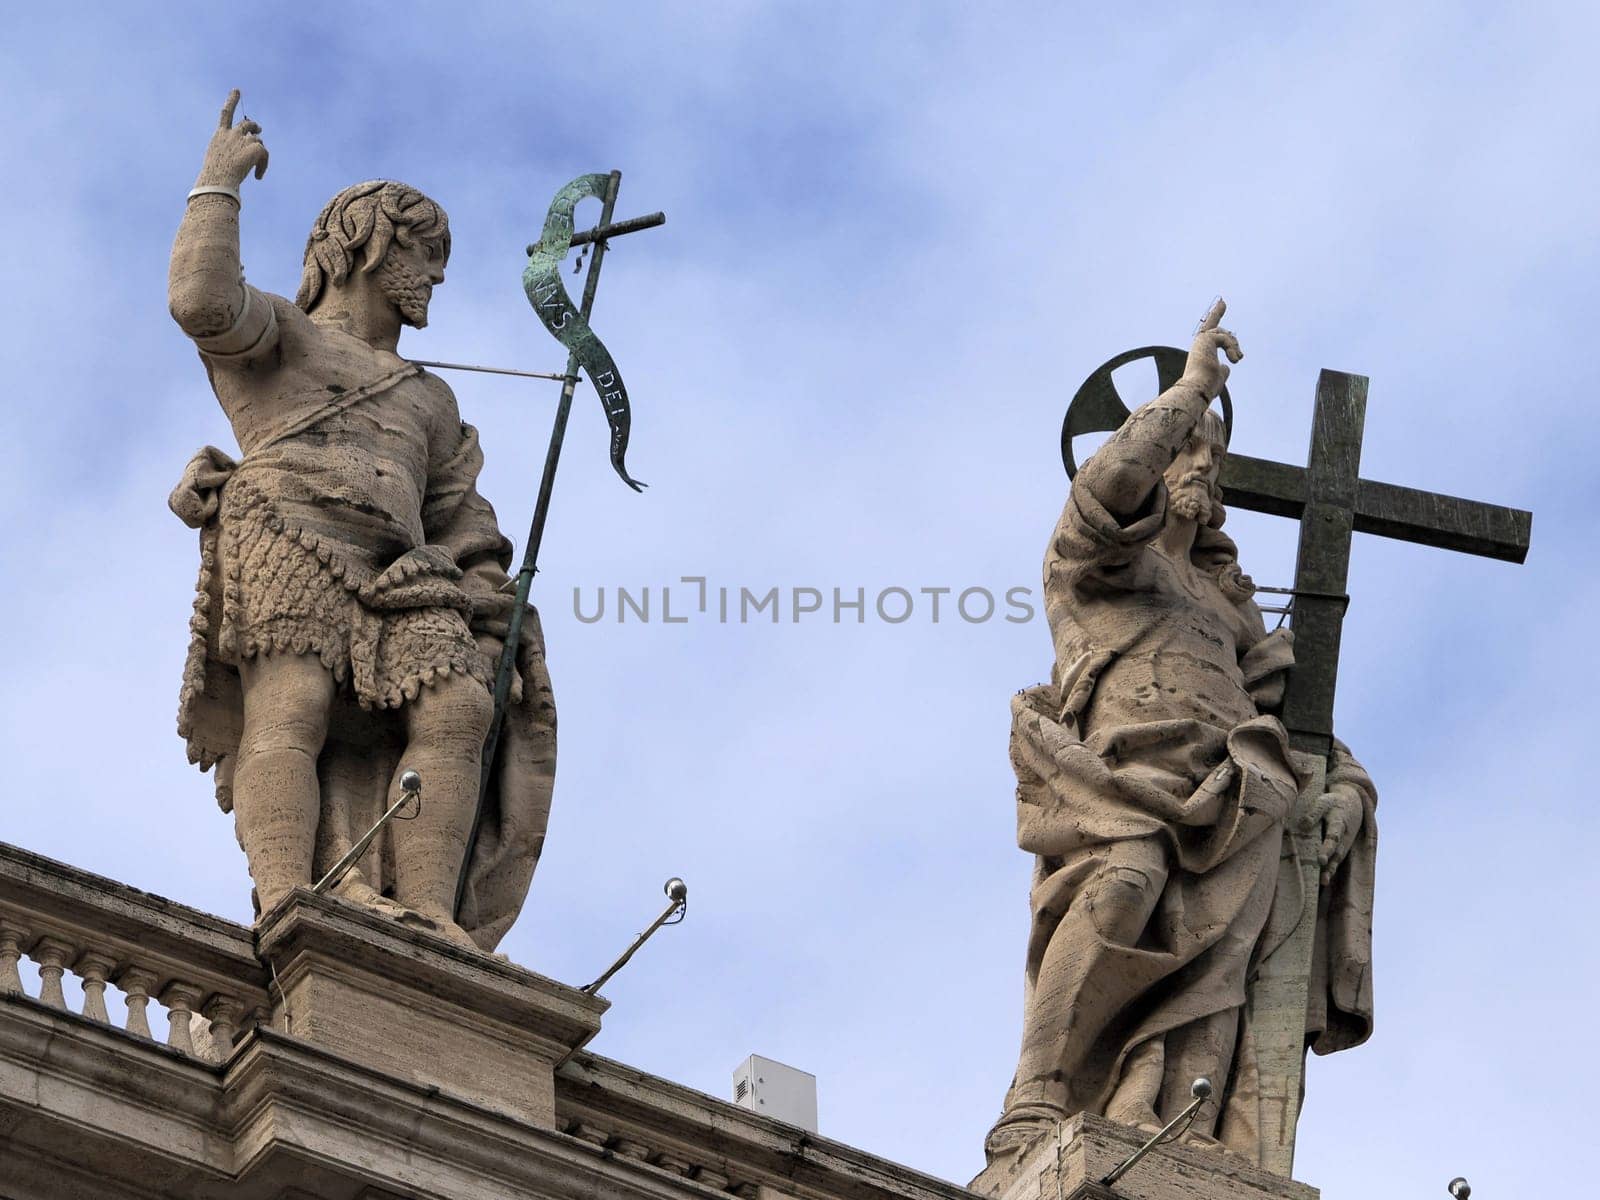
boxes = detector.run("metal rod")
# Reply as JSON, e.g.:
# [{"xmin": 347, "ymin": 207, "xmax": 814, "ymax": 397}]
[
  {"xmin": 408, "ymin": 359, "xmax": 577, "ymax": 382},
  {"xmin": 526, "ymin": 210, "xmax": 664, "ymax": 256},
  {"xmin": 1100, "ymin": 1078, "xmax": 1212, "ymax": 1187},
  {"xmin": 313, "ymin": 770, "xmax": 422, "ymax": 895},
  {"xmin": 455, "ymin": 170, "xmax": 624, "ymax": 922},
  {"xmin": 581, "ymin": 878, "xmax": 688, "ymax": 995}
]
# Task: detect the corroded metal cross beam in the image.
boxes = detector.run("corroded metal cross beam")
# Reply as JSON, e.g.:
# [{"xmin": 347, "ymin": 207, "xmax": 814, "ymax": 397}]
[
  {"xmin": 1220, "ymin": 370, "xmax": 1531, "ymax": 757},
  {"xmin": 1063, "ymin": 348, "xmax": 1533, "ymax": 757}
]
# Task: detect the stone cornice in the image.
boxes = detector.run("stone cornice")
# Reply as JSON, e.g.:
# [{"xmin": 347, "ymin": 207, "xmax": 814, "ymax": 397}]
[{"xmin": 556, "ymin": 1051, "xmax": 980, "ymax": 1200}]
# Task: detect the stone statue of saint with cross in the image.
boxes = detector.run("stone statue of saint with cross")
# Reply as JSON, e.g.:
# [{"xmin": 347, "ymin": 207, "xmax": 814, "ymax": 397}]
[
  {"xmin": 165, "ymin": 92, "xmax": 556, "ymax": 952},
  {"xmin": 975, "ymin": 301, "xmax": 1380, "ymax": 1188}
]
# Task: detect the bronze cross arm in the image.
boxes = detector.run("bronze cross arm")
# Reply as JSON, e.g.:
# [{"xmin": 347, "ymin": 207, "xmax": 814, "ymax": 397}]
[{"xmin": 1221, "ymin": 450, "xmax": 1530, "ymax": 564}]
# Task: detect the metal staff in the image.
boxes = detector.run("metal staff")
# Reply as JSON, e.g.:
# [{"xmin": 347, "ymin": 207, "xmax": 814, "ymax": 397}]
[{"xmin": 452, "ymin": 172, "xmax": 625, "ymax": 921}]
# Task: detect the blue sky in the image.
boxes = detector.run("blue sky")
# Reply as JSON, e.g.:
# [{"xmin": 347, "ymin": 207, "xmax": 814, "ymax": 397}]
[{"xmin": 2, "ymin": 4, "xmax": 1596, "ymax": 1195}]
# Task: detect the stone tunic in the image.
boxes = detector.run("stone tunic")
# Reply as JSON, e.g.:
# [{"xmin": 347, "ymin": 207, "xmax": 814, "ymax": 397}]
[{"xmin": 169, "ymin": 291, "xmax": 556, "ymax": 951}]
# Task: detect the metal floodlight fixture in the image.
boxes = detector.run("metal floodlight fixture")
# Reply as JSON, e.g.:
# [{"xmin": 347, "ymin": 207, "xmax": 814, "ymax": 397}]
[
  {"xmin": 1100, "ymin": 1077, "xmax": 1214, "ymax": 1188},
  {"xmin": 312, "ymin": 769, "xmax": 423, "ymax": 896},
  {"xmin": 580, "ymin": 876, "xmax": 689, "ymax": 995}
]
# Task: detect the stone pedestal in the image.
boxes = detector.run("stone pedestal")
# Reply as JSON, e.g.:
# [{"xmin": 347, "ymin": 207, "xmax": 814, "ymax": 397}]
[
  {"xmin": 971, "ymin": 1115, "xmax": 1317, "ymax": 1200},
  {"xmin": 255, "ymin": 889, "xmax": 606, "ymax": 1127}
]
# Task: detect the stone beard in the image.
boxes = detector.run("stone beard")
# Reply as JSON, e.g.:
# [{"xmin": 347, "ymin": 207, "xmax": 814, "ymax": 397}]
[
  {"xmin": 376, "ymin": 252, "xmax": 434, "ymax": 328},
  {"xmin": 976, "ymin": 338, "xmax": 1376, "ymax": 1186}
]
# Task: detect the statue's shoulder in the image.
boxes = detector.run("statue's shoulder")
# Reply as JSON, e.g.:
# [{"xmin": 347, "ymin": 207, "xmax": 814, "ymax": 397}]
[{"xmin": 262, "ymin": 293, "xmax": 320, "ymax": 346}]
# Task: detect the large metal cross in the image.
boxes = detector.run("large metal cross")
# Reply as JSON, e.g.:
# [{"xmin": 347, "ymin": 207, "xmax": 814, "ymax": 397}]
[
  {"xmin": 1063, "ymin": 350, "xmax": 1532, "ymax": 1175},
  {"xmin": 1225, "ymin": 367, "xmax": 1529, "ymax": 1175}
]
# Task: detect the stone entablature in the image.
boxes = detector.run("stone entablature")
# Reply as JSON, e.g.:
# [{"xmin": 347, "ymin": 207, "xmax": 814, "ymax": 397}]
[{"xmin": 0, "ymin": 843, "xmax": 980, "ymax": 1200}]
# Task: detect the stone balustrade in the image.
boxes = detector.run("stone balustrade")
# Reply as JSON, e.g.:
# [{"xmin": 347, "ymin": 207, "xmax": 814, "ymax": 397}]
[
  {"xmin": 2, "ymin": 841, "xmax": 987, "ymax": 1200},
  {"xmin": 0, "ymin": 842, "xmax": 270, "ymax": 1063}
]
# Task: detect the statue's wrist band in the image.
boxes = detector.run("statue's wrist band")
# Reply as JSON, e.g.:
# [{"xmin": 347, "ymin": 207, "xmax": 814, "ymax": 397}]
[{"xmin": 187, "ymin": 185, "xmax": 241, "ymax": 206}]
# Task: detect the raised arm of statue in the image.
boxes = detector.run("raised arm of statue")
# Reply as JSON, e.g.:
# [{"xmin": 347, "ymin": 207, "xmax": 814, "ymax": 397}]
[
  {"xmin": 1078, "ymin": 299, "xmax": 1244, "ymax": 521},
  {"xmin": 167, "ymin": 90, "xmax": 278, "ymax": 365}
]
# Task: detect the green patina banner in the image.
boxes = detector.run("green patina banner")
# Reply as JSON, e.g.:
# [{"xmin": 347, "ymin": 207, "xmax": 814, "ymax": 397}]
[{"xmin": 523, "ymin": 173, "xmax": 645, "ymax": 491}]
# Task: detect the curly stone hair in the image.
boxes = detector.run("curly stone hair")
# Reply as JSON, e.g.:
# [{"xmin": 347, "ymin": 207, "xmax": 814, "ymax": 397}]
[{"xmin": 295, "ymin": 180, "xmax": 450, "ymax": 313}]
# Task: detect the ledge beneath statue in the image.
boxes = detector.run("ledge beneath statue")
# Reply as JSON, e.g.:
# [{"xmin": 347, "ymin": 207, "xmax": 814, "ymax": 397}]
[
  {"xmin": 256, "ymin": 888, "xmax": 606, "ymax": 1126},
  {"xmin": 0, "ymin": 841, "xmax": 984, "ymax": 1200},
  {"xmin": 969, "ymin": 1114, "xmax": 1318, "ymax": 1200}
]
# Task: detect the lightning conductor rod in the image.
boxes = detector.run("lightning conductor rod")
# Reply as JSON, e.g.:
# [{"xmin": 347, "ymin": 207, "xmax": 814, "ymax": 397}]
[
  {"xmin": 581, "ymin": 878, "xmax": 689, "ymax": 995},
  {"xmin": 313, "ymin": 770, "xmax": 423, "ymax": 895},
  {"xmin": 1100, "ymin": 1077, "xmax": 1214, "ymax": 1188},
  {"xmin": 409, "ymin": 361, "xmax": 577, "ymax": 382}
]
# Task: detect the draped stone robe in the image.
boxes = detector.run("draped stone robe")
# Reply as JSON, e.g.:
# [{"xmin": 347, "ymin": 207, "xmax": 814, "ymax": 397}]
[{"xmin": 985, "ymin": 465, "xmax": 1376, "ymax": 1165}]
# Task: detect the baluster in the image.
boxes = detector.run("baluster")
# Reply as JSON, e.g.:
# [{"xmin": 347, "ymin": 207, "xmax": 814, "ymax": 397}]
[
  {"xmin": 200, "ymin": 994, "xmax": 245, "ymax": 1062},
  {"xmin": 31, "ymin": 937, "xmax": 74, "ymax": 1010},
  {"xmin": 160, "ymin": 982, "xmax": 204, "ymax": 1055},
  {"xmin": 115, "ymin": 967, "xmax": 157, "ymax": 1038},
  {"xmin": 74, "ymin": 952, "xmax": 117, "ymax": 1024},
  {"xmin": 0, "ymin": 921, "xmax": 28, "ymax": 996}
]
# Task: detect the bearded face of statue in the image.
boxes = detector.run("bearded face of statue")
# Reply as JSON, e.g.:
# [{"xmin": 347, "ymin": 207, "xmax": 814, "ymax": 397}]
[
  {"xmin": 377, "ymin": 236, "xmax": 446, "ymax": 329},
  {"xmin": 1164, "ymin": 415, "xmax": 1226, "ymax": 525}
]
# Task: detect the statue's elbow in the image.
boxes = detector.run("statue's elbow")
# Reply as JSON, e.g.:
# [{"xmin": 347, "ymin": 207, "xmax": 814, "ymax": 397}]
[{"xmin": 167, "ymin": 280, "xmax": 237, "ymax": 339}]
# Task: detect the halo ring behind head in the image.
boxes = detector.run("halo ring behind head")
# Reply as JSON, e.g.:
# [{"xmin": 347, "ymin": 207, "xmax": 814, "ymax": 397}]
[{"xmin": 1062, "ymin": 345, "xmax": 1234, "ymax": 479}]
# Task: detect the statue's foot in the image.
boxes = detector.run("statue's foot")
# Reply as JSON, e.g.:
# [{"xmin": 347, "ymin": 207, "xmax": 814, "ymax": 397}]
[
  {"xmin": 396, "ymin": 903, "xmax": 483, "ymax": 953},
  {"xmin": 332, "ymin": 875, "xmax": 413, "ymax": 921},
  {"xmin": 1176, "ymin": 1127, "xmax": 1233, "ymax": 1156},
  {"xmin": 1105, "ymin": 1099, "xmax": 1163, "ymax": 1134}
]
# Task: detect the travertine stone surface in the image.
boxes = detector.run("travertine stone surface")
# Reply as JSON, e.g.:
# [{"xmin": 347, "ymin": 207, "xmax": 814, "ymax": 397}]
[
  {"xmin": 981, "ymin": 1114, "xmax": 1317, "ymax": 1200},
  {"xmin": 255, "ymin": 889, "xmax": 606, "ymax": 1126},
  {"xmin": 1, "ymin": 844, "xmax": 986, "ymax": 1199},
  {"xmin": 166, "ymin": 91, "xmax": 554, "ymax": 952},
  {"xmin": 978, "ymin": 303, "xmax": 1378, "ymax": 1186}
]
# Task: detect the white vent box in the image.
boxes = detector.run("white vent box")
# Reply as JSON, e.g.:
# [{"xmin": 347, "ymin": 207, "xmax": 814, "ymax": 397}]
[{"xmin": 731, "ymin": 1054, "xmax": 818, "ymax": 1132}]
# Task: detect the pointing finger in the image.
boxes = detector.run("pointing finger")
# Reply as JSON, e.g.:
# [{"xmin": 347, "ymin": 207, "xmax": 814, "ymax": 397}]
[
  {"xmin": 219, "ymin": 89, "xmax": 240, "ymax": 130},
  {"xmin": 1197, "ymin": 297, "xmax": 1226, "ymax": 333}
]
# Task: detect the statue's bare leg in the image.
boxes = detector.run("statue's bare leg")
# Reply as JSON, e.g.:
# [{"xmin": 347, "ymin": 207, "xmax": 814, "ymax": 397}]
[
  {"xmin": 393, "ymin": 672, "xmax": 493, "ymax": 946},
  {"xmin": 1011, "ymin": 837, "xmax": 1169, "ymax": 1122},
  {"xmin": 234, "ymin": 652, "xmax": 336, "ymax": 916}
]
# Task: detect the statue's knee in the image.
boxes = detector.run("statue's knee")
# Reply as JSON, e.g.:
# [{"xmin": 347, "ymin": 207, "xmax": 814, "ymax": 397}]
[
  {"xmin": 1087, "ymin": 864, "xmax": 1163, "ymax": 942},
  {"xmin": 241, "ymin": 661, "xmax": 332, "ymax": 753},
  {"xmin": 457, "ymin": 677, "xmax": 495, "ymax": 740},
  {"xmin": 410, "ymin": 673, "xmax": 495, "ymax": 750}
]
